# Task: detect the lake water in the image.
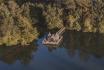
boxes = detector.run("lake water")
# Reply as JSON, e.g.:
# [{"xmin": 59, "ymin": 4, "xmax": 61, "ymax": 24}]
[{"xmin": 0, "ymin": 31, "xmax": 104, "ymax": 70}]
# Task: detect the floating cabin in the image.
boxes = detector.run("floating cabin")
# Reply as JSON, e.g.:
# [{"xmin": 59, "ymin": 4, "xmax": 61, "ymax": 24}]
[{"xmin": 42, "ymin": 27, "xmax": 65, "ymax": 46}]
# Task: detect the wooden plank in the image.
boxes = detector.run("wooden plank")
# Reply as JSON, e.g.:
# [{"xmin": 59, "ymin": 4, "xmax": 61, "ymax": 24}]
[
  {"xmin": 42, "ymin": 36, "xmax": 63, "ymax": 45},
  {"xmin": 56, "ymin": 27, "xmax": 65, "ymax": 35}
]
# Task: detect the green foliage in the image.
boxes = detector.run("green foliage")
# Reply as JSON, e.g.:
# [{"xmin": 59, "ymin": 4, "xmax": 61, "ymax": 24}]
[
  {"xmin": 99, "ymin": 18, "xmax": 104, "ymax": 33},
  {"xmin": 66, "ymin": 15, "xmax": 81, "ymax": 31},
  {"xmin": 0, "ymin": 1, "xmax": 38, "ymax": 46},
  {"xmin": 43, "ymin": 4, "xmax": 63, "ymax": 29},
  {"xmin": 62, "ymin": 0, "xmax": 104, "ymax": 33},
  {"xmin": 0, "ymin": 0, "xmax": 104, "ymax": 46}
]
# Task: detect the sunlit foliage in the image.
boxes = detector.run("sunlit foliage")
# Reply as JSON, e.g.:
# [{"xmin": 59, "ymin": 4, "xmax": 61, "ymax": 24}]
[
  {"xmin": 43, "ymin": 4, "xmax": 63, "ymax": 29},
  {"xmin": 0, "ymin": 0, "xmax": 104, "ymax": 46},
  {"xmin": 0, "ymin": 1, "xmax": 38, "ymax": 46}
]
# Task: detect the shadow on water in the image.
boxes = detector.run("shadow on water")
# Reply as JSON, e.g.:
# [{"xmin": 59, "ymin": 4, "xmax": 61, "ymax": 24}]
[
  {"xmin": 0, "ymin": 44, "xmax": 37, "ymax": 64},
  {"xmin": 63, "ymin": 30, "xmax": 104, "ymax": 60}
]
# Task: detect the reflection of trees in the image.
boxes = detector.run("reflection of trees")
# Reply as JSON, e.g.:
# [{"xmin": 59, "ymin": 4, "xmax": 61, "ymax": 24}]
[
  {"xmin": 63, "ymin": 31, "xmax": 104, "ymax": 60},
  {"xmin": 63, "ymin": 30, "xmax": 79, "ymax": 57},
  {"xmin": 79, "ymin": 33, "xmax": 94, "ymax": 61},
  {"xmin": 80, "ymin": 33, "xmax": 104, "ymax": 60},
  {"xmin": 0, "ymin": 45, "xmax": 37, "ymax": 64}
]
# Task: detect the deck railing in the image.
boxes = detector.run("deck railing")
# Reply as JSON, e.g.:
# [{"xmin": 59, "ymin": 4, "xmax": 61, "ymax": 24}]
[{"xmin": 56, "ymin": 27, "xmax": 65, "ymax": 36}]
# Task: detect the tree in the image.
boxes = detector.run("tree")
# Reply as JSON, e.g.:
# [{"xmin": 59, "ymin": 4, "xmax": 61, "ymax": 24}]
[
  {"xmin": 0, "ymin": 1, "xmax": 39, "ymax": 46},
  {"xmin": 43, "ymin": 4, "xmax": 63, "ymax": 29}
]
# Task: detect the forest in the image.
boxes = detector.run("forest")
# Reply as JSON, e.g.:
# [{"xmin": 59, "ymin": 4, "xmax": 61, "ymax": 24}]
[{"xmin": 0, "ymin": 0, "xmax": 104, "ymax": 46}]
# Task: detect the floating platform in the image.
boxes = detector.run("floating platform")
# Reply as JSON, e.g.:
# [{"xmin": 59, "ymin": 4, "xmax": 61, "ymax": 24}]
[
  {"xmin": 42, "ymin": 27, "xmax": 65, "ymax": 47},
  {"xmin": 42, "ymin": 36, "xmax": 63, "ymax": 46}
]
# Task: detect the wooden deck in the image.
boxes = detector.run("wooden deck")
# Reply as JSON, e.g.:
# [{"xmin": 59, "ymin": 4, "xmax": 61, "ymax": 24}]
[
  {"xmin": 42, "ymin": 27, "xmax": 65, "ymax": 46},
  {"xmin": 42, "ymin": 36, "xmax": 63, "ymax": 45}
]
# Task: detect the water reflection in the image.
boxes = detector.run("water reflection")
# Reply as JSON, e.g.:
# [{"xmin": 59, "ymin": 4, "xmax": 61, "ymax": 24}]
[
  {"xmin": 63, "ymin": 30, "xmax": 104, "ymax": 60},
  {"xmin": 0, "ymin": 45, "xmax": 37, "ymax": 64},
  {"xmin": 0, "ymin": 31, "xmax": 104, "ymax": 63},
  {"xmin": 0, "ymin": 31, "xmax": 104, "ymax": 70}
]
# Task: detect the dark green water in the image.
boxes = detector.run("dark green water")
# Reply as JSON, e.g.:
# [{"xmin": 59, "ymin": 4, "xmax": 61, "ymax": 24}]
[{"xmin": 0, "ymin": 31, "xmax": 104, "ymax": 70}]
